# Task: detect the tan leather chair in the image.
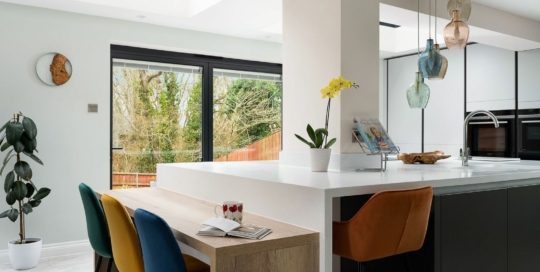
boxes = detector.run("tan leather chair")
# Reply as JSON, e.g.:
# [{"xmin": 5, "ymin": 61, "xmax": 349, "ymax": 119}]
[{"xmin": 333, "ymin": 186, "xmax": 433, "ymax": 272}]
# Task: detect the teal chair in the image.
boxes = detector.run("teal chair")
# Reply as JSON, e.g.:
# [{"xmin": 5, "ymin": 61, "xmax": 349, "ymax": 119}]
[{"xmin": 78, "ymin": 183, "xmax": 114, "ymax": 272}]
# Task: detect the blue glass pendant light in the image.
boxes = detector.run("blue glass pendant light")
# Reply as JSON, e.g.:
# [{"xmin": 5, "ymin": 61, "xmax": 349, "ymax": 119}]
[
  {"xmin": 407, "ymin": 0, "xmax": 430, "ymax": 109},
  {"xmin": 418, "ymin": 0, "xmax": 443, "ymax": 79}
]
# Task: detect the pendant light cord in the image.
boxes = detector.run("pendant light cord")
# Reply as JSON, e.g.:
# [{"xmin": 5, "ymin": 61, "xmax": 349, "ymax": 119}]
[
  {"xmin": 435, "ymin": 0, "xmax": 438, "ymax": 43},
  {"xmin": 429, "ymin": 0, "xmax": 431, "ymax": 38},
  {"xmin": 418, "ymin": 0, "xmax": 420, "ymax": 58}
]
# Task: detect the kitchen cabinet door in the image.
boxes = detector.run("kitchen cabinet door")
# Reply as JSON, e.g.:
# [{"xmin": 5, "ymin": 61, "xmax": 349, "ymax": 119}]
[
  {"xmin": 508, "ymin": 184, "xmax": 540, "ymax": 272},
  {"xmin": 518, "ymin": 49, "xmax": 540, "ymax": 109},
  {"xmin": 467, "ymin": 44, "xmax": 515, "ymax": 111},
  {"xmin": 440, "ymin": 189, "xmax": 507, "ymax": 272},
  {"xmin": 387, "ymin": 55, "xmax": 422, "ymax": 153},
  {"xmin": 424, "ymin": 49, "xmax": 465, "ymax": 157}
]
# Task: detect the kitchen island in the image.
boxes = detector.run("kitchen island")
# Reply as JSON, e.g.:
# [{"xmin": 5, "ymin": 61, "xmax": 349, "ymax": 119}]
[{"xmin": 157, "ymin": 158, "xmax": 540, "ymax": 272}]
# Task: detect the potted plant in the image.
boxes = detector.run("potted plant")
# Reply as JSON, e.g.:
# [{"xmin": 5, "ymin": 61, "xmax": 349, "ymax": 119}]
[
  {"xmin": 294, "ymin": 77, "xmax": 358, "ymax": 172},
  {"xmin": 295, "ymin": 124, "xmax": 336, "ymax": 172},
  {"xmin": 0, "ymin": 112, "xmax": 50, "ymax": 270}
]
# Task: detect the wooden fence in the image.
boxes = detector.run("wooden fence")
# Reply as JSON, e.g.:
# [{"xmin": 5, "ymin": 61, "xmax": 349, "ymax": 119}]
[
  {"xmin": 214, "ymin": 131, "xmax": 282, "ymax": 162},
  {"xmin": 112, "ymin": 172, "xmax": 156, "ymax": 189}
]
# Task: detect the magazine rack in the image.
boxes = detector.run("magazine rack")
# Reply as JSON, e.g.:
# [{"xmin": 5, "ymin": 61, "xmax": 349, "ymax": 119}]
[{"xmin": 352, "ymin": 129, "xmax": 400, "ymax": 172}]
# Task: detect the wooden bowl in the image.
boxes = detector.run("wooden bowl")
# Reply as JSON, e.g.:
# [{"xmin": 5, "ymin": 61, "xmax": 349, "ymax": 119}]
[{"xmin": 397, "ymin": 151, "xmax": 451, "ymax": 165}]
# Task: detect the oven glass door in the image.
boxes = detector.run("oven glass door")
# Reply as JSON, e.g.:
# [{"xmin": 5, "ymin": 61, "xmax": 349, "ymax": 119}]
[
  {"xmin": 520, "ymin": 120, "xmax": 540, "ymax": 152},
  {"xmin": 468, "ymin": 121, "xmax": 512, "ymax": 157}
]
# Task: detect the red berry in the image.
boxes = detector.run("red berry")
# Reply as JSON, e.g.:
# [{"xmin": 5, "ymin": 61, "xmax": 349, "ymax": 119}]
[
  {"xmin": 223, "ymin": 205, "xmax": 228, "ymax": 213},
  {"xmin": 238, "ymin": 205, "xmax": 243, "ymax": 212},
  {"xmin": 230, "ymin": 205, "xmax": 237, "ymax": 213}
]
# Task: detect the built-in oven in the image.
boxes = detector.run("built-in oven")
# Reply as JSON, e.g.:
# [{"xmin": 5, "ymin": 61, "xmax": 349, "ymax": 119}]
[
  {"xmin": 467, "ymin": 110, "xmax": 517, "ymax": 158},
  {"xmin": 518, "ymin": 110, "xmax": 540, "ymax": 160}
]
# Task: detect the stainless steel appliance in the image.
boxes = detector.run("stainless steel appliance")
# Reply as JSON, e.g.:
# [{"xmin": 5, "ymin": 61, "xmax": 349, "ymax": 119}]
[
  {"xmin": 518, "ymin": 110, "xmax": 540, "ymax": 160},
  {"xmin": 467, "ymin": 110, "xmax": 516, "ymax": 158}
]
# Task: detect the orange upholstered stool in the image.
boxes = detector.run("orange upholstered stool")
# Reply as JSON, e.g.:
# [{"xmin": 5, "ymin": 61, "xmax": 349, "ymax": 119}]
[{"xmin": 333, "ymin": 186, "xmax": 433, "ymax": 272}]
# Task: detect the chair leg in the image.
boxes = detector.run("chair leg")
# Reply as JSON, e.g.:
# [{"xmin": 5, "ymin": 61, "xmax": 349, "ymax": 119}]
[
  {"xmin": 95, "ymin": 255, "xmax": 103, "ymax": 272},
  {"xmin": 106, "ymin": 258, "xmax": 114, "ymax": 272},
  {"xmin": 404, "ymin": 253, "xmax": 413, "ymax": 272},
  {"xmin": 358, "ymin": 261, "xmax": 366, "ymax": 272}
]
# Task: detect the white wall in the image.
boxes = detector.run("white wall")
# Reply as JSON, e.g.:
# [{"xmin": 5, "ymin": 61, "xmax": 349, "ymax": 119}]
[{"xmin": 0, "ymin": 2, "xmax": 281, "ymax": 251}]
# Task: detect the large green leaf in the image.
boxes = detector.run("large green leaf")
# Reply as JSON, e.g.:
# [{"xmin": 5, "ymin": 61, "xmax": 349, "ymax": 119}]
[
  {"xmin": 0, "ymin": 209, "xmax": 9, "ymax": 218},
  {"xmin": 22, "ymin": 203, "xmax": 33, "ymax": 215},
  {"xmin": 5, "ymin": 122, "xmax": 23, "ymax": 145},
  {"xmin": 25, "ymin": 183, "xmax": 35, "ymax": 198},
  {"xmin": 6, "ymin": 192, "xmax": 16, "ymax": 205},
  {"xmin": 307, "ymin": 124, "xmax": 316, "ymax": 144},
  {"xmin": 0, "ymin": 134, "xmax": 5, "ymax": 146},
  {"xmin": 29, "ymin": 200, "xmax": 41, "ymax": 208},
  {"xmin": 20, "ymin": 134, "xmax": 37, "ymax": 153},
  {"xmin": 7, "ymin": 208, "xmax": 18, "ymax": 222},
  {"xmin": 14, "ymin": 161, "xmax": 32, "ymax": 181},
  {"xmin": 1, "ymin": 142, "xmax": 10, "ymax": 152},
  {"xmin": 13, "ymin": 141, "xmax": 25, "ymax": 153},
  {"xmin": 0, "ymin": 121, "xmax": 9, "ymax": 133},
  {"xmin": 4, "ymin": 171, "xmax": 14, "ymax": 193},
  {"xmin": 22, "ymin": 117, "xmax": 37, "ymax": 139},
  {"xmin": 295, "ymin": 134, "xmax": 315, "ymax": 148},
  {"xmin": 33, "ymin": 188, "xmax": 51, "ymax": 200},
  {"xmin": 324, "ymin": 138, "xmax": 337, "ymax": 149},
  {"xmin": 0, "ymin": 162, "xmax": 7, "ymax": 176},
  {"xmin": 12, "ymin": 181, "xmax": 27, "ymax": 201},
  {"xmin": 22, "ymin": 151, "xmax": 43, "ymax": 166}
]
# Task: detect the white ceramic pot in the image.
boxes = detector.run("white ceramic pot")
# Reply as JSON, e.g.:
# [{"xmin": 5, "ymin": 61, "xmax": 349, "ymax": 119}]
[
  {"xmin": 8, "ymin": 238, "xmax": 42, "ymax": 270},
  {"xmin": 309, "ymin": 148, "xmax": 331, "ymax": 172}
]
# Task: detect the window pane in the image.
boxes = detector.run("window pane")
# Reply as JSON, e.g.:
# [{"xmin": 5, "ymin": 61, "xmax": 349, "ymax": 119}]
[
  {"xmin": 112, "ymin": 60, "xmax": 202, "ymax": 189},
  {"xmin": 213, "ymin": 69, "xmax": 282, "ymax": 161}
]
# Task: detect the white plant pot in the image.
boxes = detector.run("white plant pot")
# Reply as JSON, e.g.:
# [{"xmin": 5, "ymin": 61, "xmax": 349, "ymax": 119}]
[
  {"xmin": 309, "ymin": 148, "xmax": 331, "ymax": 172},
  {"xmin": 8, "ymin": 238, "xmax": 42, "ymax": 270}
]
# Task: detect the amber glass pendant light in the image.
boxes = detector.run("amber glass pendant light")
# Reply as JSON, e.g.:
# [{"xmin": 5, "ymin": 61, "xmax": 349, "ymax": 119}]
[
  {"xmin": 447, "ymin": 0, "xmax": 471, "ymax": 22},
  {"xmin": 444, "ymin": 10, "xmax": 470, "ymax": 50},
  {"xmin": 431, "ymin": 0, "xmax": 448, "ymax": 80},
  {"xmin": 407, "ymin": 0, "xmax": 430, "ymax": 109},
  {"xmin": 418, "ymin": 0, "xmax": 443, "ymax": 79}
]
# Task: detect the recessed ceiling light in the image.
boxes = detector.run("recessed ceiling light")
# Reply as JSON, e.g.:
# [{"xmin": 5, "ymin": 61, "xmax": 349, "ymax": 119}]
[{"xmin": 136, "ymin": 15, "xmax": 146, "ymax": 19}]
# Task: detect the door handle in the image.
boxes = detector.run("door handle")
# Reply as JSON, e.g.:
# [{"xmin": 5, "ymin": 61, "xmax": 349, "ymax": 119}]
[
  {"xmin": 469, "ymin": 121, "xmax": 508, "ymax": 125},
  {"xmin": 522, "ymin": 120, "xmax": 540, "ymax": 124}
]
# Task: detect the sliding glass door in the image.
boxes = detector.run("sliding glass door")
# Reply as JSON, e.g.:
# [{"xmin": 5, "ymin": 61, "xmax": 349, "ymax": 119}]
[
  {"xmin": 112, "ymin": 59, "xmax": 203, "ymax": 189},
  {"xmin": 110, "ymin": 45, "xmax": 282, "ymax": 189}
]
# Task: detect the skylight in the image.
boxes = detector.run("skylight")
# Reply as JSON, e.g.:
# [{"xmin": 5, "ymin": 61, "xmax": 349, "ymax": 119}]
[{"xmin": 75, "ymin": 0, "xmax": 223, "ymax": 17}]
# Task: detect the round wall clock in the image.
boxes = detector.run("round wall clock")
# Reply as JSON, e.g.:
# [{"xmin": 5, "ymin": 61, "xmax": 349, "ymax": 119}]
[{"xmin": 36, "ymin": 53, "xmax": 73, "ymax": 86}]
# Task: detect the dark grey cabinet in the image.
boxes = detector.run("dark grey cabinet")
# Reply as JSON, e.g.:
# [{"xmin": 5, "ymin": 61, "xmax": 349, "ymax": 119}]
[
  {"xmin": 439, "ymin": 189, "xmax": 508, "ymax": 272},
  {"xmin": 508, "ymin": 185, "xmax": 540, "ymax": 272}
]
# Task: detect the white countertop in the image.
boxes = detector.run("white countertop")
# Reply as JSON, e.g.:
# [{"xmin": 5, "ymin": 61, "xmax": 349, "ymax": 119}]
[{"xmin": 160, "ymin": 158, "xmax": 540, "ymax": 197}]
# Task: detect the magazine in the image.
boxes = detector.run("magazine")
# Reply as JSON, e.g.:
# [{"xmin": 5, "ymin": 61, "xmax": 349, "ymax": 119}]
[
  {"xmin": 353, "ymin": 118, "xmax": 397, "ymax": 154},
  {"xmin": 197, "ymin": 217, "xmax": 272, "ymax": 240}
]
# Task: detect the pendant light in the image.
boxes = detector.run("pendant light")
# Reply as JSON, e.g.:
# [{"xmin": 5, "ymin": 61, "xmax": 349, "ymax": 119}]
[
  {"xmin": 418, "ymin": 0, "xmax": 443, "ymax": 79},
  {"xmin": 444, "ymin": 10, "xmax": 470, "ymax": 50},
  {"xmin": 447, "ymin": 0, "xmax": 471, "ymax": 22},
  {"xmin": 431, "ymin": 0, "xmax": 448, "ymax": 80},
  {"xmin": 407, "ymin": 0, "xmax": 430, "ymax": 109}
]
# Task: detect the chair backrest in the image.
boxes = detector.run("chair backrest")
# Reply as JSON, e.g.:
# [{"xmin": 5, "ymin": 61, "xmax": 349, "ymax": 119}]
[
  {"xmin": 134, "ymin": 208, "xmax": 188, "ymax": 272},
  {"xmin": 337, "ymin": 186, "xmax": 433, "ymax": 262},
  {"xmin": 78, "ymin": 183, "xmax": 112, "ymax": 259},
  {"xmin": 101, "ymin": 194, "xmax": 144, "ymax": 272}
]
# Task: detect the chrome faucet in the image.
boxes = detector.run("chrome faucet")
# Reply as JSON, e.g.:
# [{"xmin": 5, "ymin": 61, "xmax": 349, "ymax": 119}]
[{"xmin": 462, "ymin": 110, "xmax": 499, "ymax": 166}]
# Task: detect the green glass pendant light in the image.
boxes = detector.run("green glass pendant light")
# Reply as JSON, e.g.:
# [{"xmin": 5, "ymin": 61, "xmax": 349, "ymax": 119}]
[{"xmin": 407, "ymin": 0, "xmax": 430, "ymax": 109}]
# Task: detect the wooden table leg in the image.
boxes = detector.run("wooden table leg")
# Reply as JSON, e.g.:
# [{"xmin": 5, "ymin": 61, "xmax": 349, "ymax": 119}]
[{"xmin": 94, "ymin": 252, "xmax": 119, "ymax": 272}]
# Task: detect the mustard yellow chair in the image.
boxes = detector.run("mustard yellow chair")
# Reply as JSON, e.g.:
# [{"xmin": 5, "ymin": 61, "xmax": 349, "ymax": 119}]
[
  {"xmin": 101, "ymin": 194, "xmax": 144, "ymax": 272},
  {"xmin": 333, "ymin": 186, "xmax": 433, "ymax": 272}
]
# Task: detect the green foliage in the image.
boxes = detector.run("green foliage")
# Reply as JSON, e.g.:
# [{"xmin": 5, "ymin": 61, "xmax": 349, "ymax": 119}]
[
  {"xmin": 295, "ymin": 124, "xmax": 336, "ymax": 149},
  {"xmin": 0, "ymin": 114, "xmax": 50, "ymax": 243}
]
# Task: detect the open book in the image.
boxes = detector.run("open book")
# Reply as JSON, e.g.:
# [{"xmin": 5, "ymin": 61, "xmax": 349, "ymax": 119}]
[
  {"xmin": 197, "ymin": 217, "xmax": 272, "ymax": 240},
  {"xmin": 354, "ymin": 118, "xmax": 397, "ymax": 154}
]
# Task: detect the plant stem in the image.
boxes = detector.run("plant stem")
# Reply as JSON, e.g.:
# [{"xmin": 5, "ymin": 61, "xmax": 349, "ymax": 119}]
[
  {"xmin": 15, "ymin": 113, "xmax": 25, "ymax": 243},
  {"xmin": 324, "ymin": 98, "xmax": 331, "ymax": 147}
]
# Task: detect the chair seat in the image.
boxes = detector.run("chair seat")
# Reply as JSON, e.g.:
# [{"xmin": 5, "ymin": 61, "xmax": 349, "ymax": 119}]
[{"xmin": 183, "ymin": 254, "xmax": 210, "ymax": 272}]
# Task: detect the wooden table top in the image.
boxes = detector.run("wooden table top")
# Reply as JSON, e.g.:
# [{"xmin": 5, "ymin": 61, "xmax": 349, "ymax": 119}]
[{"xmin": 96, "ymin": 188, "xmax": 319, "ymax": 260}]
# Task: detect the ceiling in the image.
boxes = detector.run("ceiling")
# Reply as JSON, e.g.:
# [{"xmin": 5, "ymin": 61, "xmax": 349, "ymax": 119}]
[
  {"xmin": 2, "ymin": 0, "xmax": 540, "ymax": 58},
  {"xmin": 474, "ymin": 0, "xmax": 540, "ymax": 22}
]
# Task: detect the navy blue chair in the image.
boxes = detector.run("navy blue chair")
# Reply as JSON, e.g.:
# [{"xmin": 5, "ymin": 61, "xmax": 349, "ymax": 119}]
[{"xmin": 133, "ymin": 208, "xmax": 210, "ymax": 272}]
